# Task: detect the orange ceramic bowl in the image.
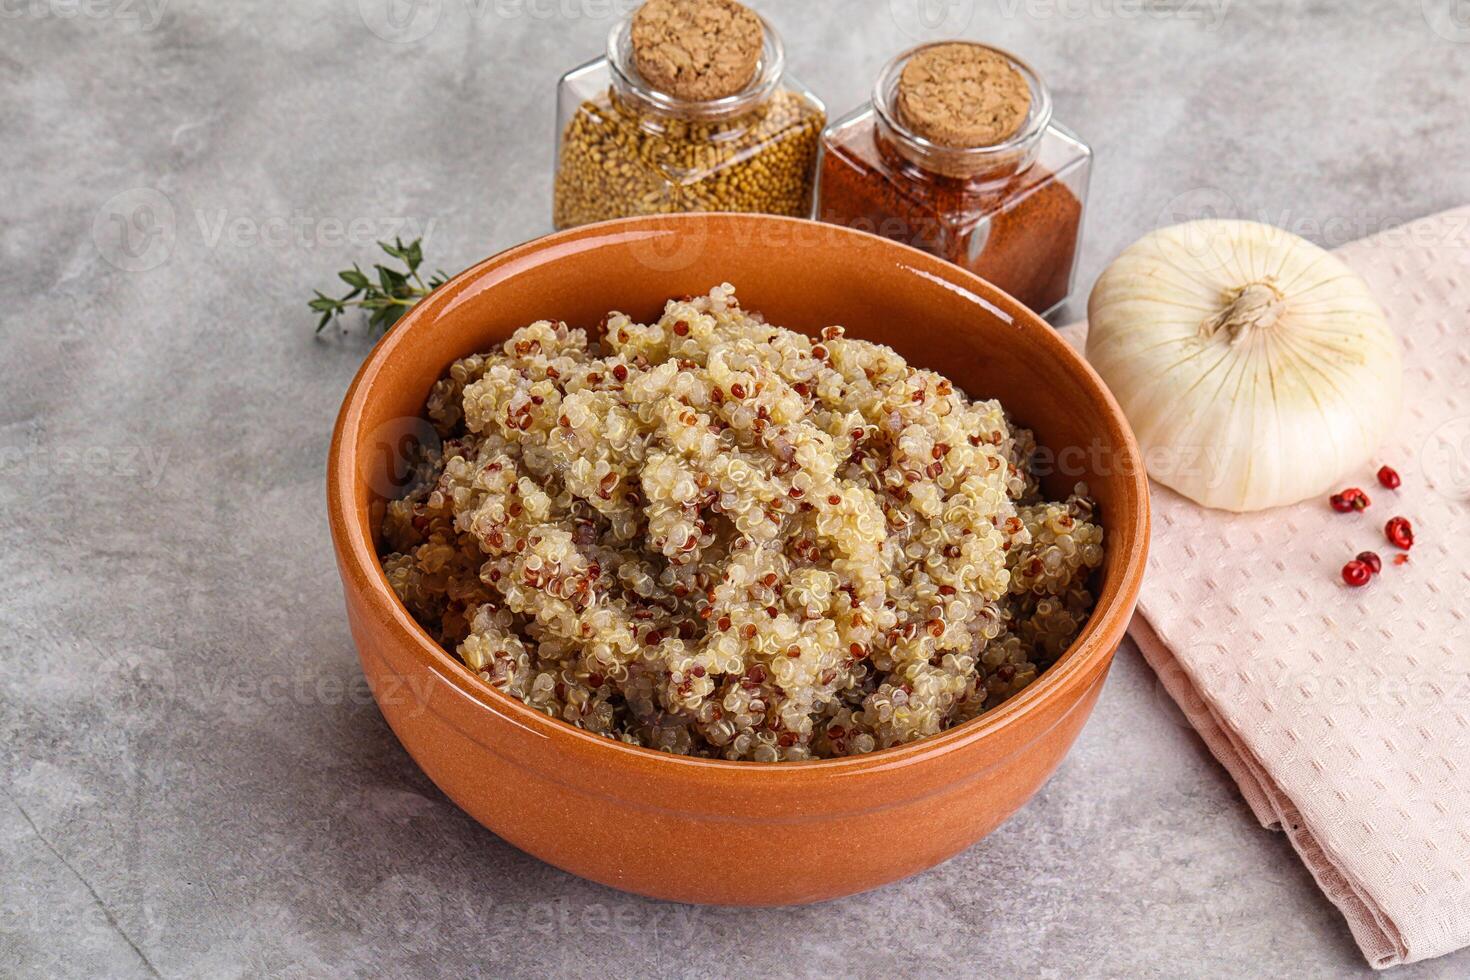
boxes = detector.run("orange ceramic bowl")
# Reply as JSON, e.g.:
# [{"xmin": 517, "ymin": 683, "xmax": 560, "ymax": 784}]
[{"xmin": 328, "ymin": 213, "xmax": 1149, "ymax": 906}]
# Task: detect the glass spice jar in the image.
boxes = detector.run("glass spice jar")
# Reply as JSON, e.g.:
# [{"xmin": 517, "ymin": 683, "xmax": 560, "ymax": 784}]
[
  {"xmin": 816, "ymin": 42, "xmax": 1091, "ymax": 318},
  {"xmin": 552, "ymin": 2, "xmax": 826, "ymax": 230}
]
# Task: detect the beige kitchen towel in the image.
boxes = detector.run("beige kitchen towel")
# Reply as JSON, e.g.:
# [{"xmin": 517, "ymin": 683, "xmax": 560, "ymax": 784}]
[{"xmin": 1060, "ymin": 207, "xmax": 1470, "ymax": 969}]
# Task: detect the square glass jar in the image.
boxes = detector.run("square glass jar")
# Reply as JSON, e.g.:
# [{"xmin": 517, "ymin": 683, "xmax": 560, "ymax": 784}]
[
  {"xmin": 553, "ymin": 15, "xmax": 826, "ymax": 230},
  {"xmin": 816, "ymin": 44, "xmax": 1091, "ymax": 319}
]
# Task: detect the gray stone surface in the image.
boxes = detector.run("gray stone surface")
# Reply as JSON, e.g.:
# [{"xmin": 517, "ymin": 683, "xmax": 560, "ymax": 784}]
[{"xmin": 3, "ymin": 0, "xmax": 1467, "ymax": 976}]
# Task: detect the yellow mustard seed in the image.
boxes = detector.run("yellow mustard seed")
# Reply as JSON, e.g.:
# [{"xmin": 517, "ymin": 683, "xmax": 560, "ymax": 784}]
[{"xmin": 553, "ymin": 88, "xmax": 825, "ymax": 229}]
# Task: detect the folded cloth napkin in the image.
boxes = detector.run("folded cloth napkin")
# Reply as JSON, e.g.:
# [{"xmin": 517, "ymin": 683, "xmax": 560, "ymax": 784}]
[{"xmin": 1060, "ymin": 207, "xmax": 1470, "ymax": 969}]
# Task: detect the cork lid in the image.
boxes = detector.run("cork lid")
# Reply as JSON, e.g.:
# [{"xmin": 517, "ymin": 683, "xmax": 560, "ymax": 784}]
[
  {"xmin": 630, "ymin": 0, "xmax": 765, "ymax": 102},
  {"xmin": 894, "ymin": 42, "xmax": 1032, "ymax": 148}
]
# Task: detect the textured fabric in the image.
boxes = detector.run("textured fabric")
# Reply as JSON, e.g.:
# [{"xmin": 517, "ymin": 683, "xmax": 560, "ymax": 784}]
[{"xmin": 1060, "ymin": 207, "xmax": 1470, "ymax": 969}]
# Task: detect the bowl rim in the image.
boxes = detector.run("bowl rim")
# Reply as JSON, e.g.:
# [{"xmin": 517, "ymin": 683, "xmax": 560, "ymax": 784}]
[{"xmin": 327, "ymin": 212, "xmax": 1150, "ymax": 778}]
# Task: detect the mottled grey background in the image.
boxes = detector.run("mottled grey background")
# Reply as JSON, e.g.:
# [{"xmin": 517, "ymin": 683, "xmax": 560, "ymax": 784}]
[{"xmin": 3, "ymin": 0, "xmax": 1469, "ymax": 976}]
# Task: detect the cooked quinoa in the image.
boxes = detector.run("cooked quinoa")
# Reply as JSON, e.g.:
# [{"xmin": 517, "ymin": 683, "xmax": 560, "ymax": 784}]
[{"xmin": 380, "ymin": 285, "xmax": 1103, "ymax": 761}]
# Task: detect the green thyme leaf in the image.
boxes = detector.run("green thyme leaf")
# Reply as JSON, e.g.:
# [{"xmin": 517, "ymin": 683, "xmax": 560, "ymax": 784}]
[
  {"xmin": 339, "ymin": 268, "xmax": 371, "ymax": 290},
  {"xmin": 310, "ymin": 237, "xmax": 451, "ymax": 338}
]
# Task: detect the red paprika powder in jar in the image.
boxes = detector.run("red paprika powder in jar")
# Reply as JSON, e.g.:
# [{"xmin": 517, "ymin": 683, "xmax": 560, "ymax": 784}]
[{"xmin": 816, "ymin": 42, "xmax": 1092, "ymax": 318}]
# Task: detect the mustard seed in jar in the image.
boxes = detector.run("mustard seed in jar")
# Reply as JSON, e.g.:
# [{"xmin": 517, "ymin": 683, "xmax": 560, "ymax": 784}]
[
  {"xmin": 552, "ymin": 0, "xmax": 826, "ymax": 229},
  {"xmin": 379, "ymin": 285, "xmax": 1105, "ymax": 762}
]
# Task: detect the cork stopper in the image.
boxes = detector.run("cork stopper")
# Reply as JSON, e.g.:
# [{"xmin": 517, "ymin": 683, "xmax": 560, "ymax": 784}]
[
  {"xmin": 630, "ymin": 0, "xmax": 764, "ymax": 102},
  {"xmin": 895, "ymin": 42, "xmax": 1031, "ymax": 148}
]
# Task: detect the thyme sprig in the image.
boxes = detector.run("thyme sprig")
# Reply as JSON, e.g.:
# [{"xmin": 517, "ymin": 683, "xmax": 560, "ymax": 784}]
[{"xmin": 311, "ymin": 237, "xmax": 450, "ymax": 335}]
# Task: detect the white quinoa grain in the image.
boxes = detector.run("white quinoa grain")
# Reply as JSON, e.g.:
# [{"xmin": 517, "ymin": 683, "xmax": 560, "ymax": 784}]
[{"xmin": 380, "ymin": 286, "xmax": 1103, "ymax": 761}]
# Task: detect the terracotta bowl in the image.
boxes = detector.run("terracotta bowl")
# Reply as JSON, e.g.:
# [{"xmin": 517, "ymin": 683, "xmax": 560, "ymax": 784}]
[{"xmin": 327, "ymin": 213, "xmax": 1149, "ymax": 906}]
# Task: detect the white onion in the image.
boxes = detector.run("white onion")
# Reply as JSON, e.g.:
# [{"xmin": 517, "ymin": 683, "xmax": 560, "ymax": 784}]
[{"xmin": 1086, "ymin": 220, "xmax": 1402, "ymax": 512}]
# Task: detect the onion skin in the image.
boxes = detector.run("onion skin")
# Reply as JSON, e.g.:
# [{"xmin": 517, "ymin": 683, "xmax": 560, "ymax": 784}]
[{"xmin": 1085, "ymin": 220, "xmax": 1402, "ymax": 513}]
